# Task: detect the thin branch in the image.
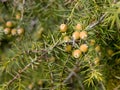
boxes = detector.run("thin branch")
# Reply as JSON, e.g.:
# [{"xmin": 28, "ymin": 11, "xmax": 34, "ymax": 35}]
[
  {"xmin": 63, "ymin": 60, "xmax": 85, "ymax": 90},
  {"xmin": 6, "ymin": 37, "xmax": 62, "ymax": 87},
  {"xmin": 86, "ymin": 13, "xmax": 107, "ymax": 30},
  {"xmin": 7, "ymin": 52, "xmax": 47, "ymax": 87},
  {"xmin": 73, "ymin": 72, "xmax": 85, "ymax": 90},
  {"xmin": 63, "ymin": 71, "xmax": 75, "ymax": 83},
  {"xmin": 114, "ymin": 85, "xmax": 120, "ymax": 90}
]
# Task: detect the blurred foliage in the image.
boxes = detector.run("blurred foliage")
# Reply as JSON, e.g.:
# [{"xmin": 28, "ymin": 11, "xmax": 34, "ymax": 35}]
[{"xmin": 0, "ymin": 0, "xmax": 120, "ymax": 90}]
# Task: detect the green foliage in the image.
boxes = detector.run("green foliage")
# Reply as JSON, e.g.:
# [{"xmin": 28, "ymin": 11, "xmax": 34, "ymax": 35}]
[{"xmin": 0, "ymin": 0, "xmax": 120, "ymax": 90}]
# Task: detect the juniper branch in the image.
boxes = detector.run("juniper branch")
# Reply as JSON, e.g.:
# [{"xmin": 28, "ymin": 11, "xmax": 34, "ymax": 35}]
[
  {"xmin": 86, "ymin": 0, "xmax": 119, "ymax": 30},
  {"xmin": 7, "ymin": 37, "xmax": 62, "ymax": 87},
  {"xmin": 7, "ymin": 52, "xmax": 47, "ymax": 87}
]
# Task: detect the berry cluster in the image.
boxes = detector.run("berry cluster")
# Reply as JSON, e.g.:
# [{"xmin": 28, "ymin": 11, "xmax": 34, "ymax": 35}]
[
  {"xmin": 0, "ymin": 12, "xmax": 24, "ymax": 38},
  {"xmin": 59, "ymin": 23, "xmax": 107, "ymax": 66},
  {"xmin": 60, "ymin": 23, "xmax": 89, "ymax": 58},
  {"xmin": 4, "ymin": 21, "xmax": 24, "ymax": 36}
]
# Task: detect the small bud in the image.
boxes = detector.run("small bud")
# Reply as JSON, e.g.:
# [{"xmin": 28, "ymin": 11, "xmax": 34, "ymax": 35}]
[
  {"xmin": 65, "ymin": 45, "xmax": 72, "ymax": 52},
  {"xmin": 94, "ymin": 57, "xmax": 100, "ymax": 65},
  {"xmin": 90, "ymin": 39, "xmax": 96, "ymax": 46},
  {"xmin": 63, "ymin": 36, "xmax": 70, "ymax": 42},
  {"xmin": 16, "ymin": 12, "xmax": 21, "ymax": 20},
  {"xmin": 95, "ymin": 45, "xmax": 101, "ymax": 52}
]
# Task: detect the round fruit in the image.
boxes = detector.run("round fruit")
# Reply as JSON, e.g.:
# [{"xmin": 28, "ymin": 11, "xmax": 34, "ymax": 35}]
[
  {"xmin": 60, "ymin": 24, "xmax": 67, "ymax": 33},
  {"xmin": 4, "ymin": 28, "xmax": 11, "ymax": 34},
  {"xmin": 95, "ymin": 45, "xmax": 101, "ymax": 52},
  {"xmin": 115, "ymin": 59, "xmax": 120, "ymax": 64},
  {"xmin": 80, "ymin": 44, "xmax": 88, "ymax": 53},
  {"xmin": 28, "ymin": 83, "xmax": 34, "ymax": 90},
  {"xmin": 75, "ymin": 23, "xmax": 82, "ymax": 31},
  {"xmin": 79, "ymin": 31, "xmax": 87, "ymax": 40},
  {"xmin": 38, "ymin": 80, "xmax": 43, "ymax": 86},
  {"xmin": 72, "ymin": 49, "xmax": 82, "ymax": 58},
  {"xmin": 11, "ymin": 28, "xmax": 17, "ymax": 36},
  {"xmin": 65, "ymin": 45, "xmax": 72, "ymax": 52},
  {"xmin": 90, "ymin": 39, "xmax": 96, "ymax": 46},
  {"xmin": 107, "ymin": 49, "xmax": 113, "ymax": 56},
  {"xmin": 16, "ymin": 12, "xmax": 21, "ymax": 20},
  {"xmin": 94, "ymin": 57, "xmax": 100, "ymax": 65},
  {"xmin": 6, "ymin": 21, "xmax": 13, "ymax": 28},
  {"xmin": 63, "ymin": 36, "xmax": 70, "ymax": 42},
  {"xmin": 17, "ymin": 28, "xmax": 24, "ymax": 35},
  {"xmin": 72, "ymin": 31, "xmax": 80, "ymax": 40}
]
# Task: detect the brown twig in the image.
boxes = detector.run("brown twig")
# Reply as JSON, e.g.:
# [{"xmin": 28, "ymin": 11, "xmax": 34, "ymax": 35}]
[
  {"xmin": 63, "ymin": 60, "xmax": 85, "ymax": 90},
  {"xmin": 86, "ymin": 13, "xmax": 107, "ymax": 30}
]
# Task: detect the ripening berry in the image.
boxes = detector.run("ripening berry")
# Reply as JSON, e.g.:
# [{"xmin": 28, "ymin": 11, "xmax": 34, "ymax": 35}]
[
  {"xmin": 72, "ymin": 49, "xmax": 82, "ymax": 58},
  {"xmin": 94, "ymin": 57, "xmax": 100, "ymax": 65},
  {"xmin": 60, "ymin": 24, "xmax": 67, "ymax": 33},
  {"xmin": 72, "ymin": 31, "xmax": 80, "ymax": 40},
  {"xmin": 4, "ymin": 28, "xmax": 11, "ymax": 34},
  {"xmin": 11, "ymin": 28, "xmax": 17, "ymax": 36},
  {"xmin": 17, "ymin": 28, "xmax": 24, "ymax": 35},
  {"xmin": 16, "ymin": 13, "xmax": 21, "ymax": 20},
  {"xmin": 63, "ymin": 36, "xmax": 70, "ymax": 42},
  {"xmin": 80, "ymin": 44, "xmax": 88, "ymax": 53},
  {"xmin": 6, "ymin": 21, "xmax": 13, "ymax": 28},
  {"xmin": 90, "ymin": 39, "xmax": 96, "ymax": 46},
  {"xmin": 65, "ymin": 45, "xmax": 72, "ymax": 52},
  {"xmin": 28, "ymin": 83, "xmax": 34, "ymax": 90},
  {"xmin": 115, "ymin": 59, "xmax": 120, "ymax": 64},
  {"xmin": 79, "ymin": 31, "xmax": 87, "ymax": 40},
  {"xmin": 95, "ymin": 45, "xmax": 101, "ymax": 52},
  {"xmin": 38, "ymin": 80, "xmax": 43, "ymax": 86},
  {"xmin": 75, "ymin": 23, "xmax": 82, "ymax": 31},
  {"xmin": 107, "ymin": 49, "xmax": 113, "ymax": 56}
]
